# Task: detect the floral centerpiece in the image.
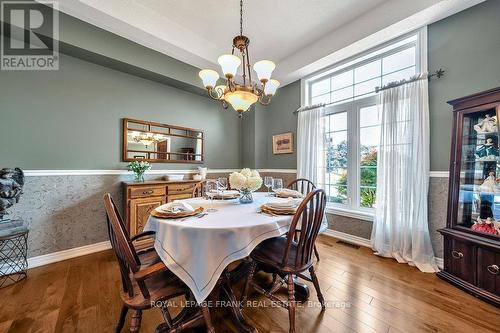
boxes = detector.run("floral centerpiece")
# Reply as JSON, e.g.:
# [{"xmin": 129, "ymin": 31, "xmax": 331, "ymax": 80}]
[
  {"xmin": 229, "ymin": 168, "xmax": 263, "ymax": 203},
  {"xmin": 127, "ymin": 161, "xmax": 151, "ymax": 182}
]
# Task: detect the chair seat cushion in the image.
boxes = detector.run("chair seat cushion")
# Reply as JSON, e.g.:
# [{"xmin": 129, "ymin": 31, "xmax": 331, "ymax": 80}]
[{"xmin": 251, "ymin": 236, "xmax": 310, "ymax": 272}]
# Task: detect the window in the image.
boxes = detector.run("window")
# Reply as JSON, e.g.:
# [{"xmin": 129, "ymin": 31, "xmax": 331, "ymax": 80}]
[{"xmin": 305, "ymin": 32, "xmax": 422, "ymax": 215}]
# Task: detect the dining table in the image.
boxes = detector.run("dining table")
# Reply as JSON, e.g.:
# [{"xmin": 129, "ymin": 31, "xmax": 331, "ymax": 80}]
[{"xmin": 144, "ymin": 191, "xmax": 316, "ymax": 332}]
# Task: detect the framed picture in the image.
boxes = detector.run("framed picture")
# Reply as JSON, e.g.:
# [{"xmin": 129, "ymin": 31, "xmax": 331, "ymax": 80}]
[{"xmin": 272, "ymin": 132, "xmax": 294, "ymax": 154}]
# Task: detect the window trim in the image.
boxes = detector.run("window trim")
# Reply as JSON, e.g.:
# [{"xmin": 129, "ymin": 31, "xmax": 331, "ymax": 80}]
[
  {"xmin": 324, "ymin": 96, "xmax": 378, "ymax": 213},
  {"xmin": 303, "ymin": 29, "xmax": 425, "ymax": 107},
  {"xmin": 304, "ymin": 28, "xmax": 426, "ymax": 217}
]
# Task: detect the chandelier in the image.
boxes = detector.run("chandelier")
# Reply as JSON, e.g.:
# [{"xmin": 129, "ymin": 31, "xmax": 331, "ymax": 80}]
[
  {"xmin": 131, "ymin": 132, "xmax": 163, "ymax": 147},
  {"xmin": 198, "ymin": 0, "xmax": 280, "ymax": 117}
]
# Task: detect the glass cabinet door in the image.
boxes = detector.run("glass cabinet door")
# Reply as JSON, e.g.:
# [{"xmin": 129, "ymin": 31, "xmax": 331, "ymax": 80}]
[{"xmin": 457, "ymin": 108, "xmax": 500, "ymax": 238}]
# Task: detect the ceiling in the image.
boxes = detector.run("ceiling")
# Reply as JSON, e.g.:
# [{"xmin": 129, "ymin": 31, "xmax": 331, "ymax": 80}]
[
  {"xmin": 58, "ymin": 0, "xmax": 483, "ymax": 86},
  {"xmin": 133, "ymin": 0, "xmax": 388, "ymax": 64}
]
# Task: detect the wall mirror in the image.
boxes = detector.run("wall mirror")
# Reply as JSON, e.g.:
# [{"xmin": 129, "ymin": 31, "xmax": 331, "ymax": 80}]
[{"xmin": 123, "ymin": 118, "xmax": 204, "ymax": 163}]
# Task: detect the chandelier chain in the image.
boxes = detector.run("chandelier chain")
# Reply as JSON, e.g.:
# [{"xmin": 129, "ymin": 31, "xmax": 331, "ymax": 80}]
[{"xmin": 240, "ymin": 0, "xmax": 243, "ymax": 36}]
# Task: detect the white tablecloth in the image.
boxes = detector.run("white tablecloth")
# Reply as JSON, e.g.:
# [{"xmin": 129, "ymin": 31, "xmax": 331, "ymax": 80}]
[{"xmin": 144, "ymin": 192, "xmax": 296, "ymax": 303}]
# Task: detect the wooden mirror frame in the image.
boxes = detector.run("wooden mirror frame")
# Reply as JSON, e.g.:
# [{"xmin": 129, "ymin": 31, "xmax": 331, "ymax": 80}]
[{"xmin": 122, "ymin": 118, "xmax": 204, "ymax": 164}]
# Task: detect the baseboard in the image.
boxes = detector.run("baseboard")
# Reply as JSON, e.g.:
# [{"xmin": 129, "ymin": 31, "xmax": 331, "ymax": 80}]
[
  {"xmin": 323, "ymin": 229, "xmax": 372, "ymax": 247},
  {"xmin": 27, "ymin": 240, "xmax": 111, "ymax": 269},
  {"xmin": 435, "ymin": 257, "xmax": 444, "ymax": 270},
  {"xmin": 25, "ymin": 233, "xmax": 444, "ymax": 271},
  {"xmin": 322, "ymin": 229, "xmax": 444, "ymax": 269}
]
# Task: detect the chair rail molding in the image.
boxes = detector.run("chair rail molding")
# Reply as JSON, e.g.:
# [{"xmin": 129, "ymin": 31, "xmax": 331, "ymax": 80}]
[{"xmin": 23, "ymin": 169, "xmax": 299, "ymax": 177}]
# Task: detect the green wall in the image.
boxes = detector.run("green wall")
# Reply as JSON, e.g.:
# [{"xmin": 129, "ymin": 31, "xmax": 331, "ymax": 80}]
[
  {"xmin": 428, "ymin": 0, "xmax": 500, "ymax": 171},
  {"xmin": 254, "ymin": 0, "xmax": 500, "ymax": 171},
  {"xmin": 251, "ymin": 81, "xmax": 300, "ymax": 169},
  {"xmin": 0, "ymin": 43, "xmax": 240, "ymax": 170}
]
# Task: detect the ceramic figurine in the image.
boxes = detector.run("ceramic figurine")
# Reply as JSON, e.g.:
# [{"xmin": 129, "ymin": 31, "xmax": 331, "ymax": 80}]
[
  {"xmin": 475, "ymin": 138, "xmax": 499, "ymax": 160},
  {"xmin": 474, "ymin": 114, "xmax": 498, "ymax": 133},
  {"xmin": 478, "ymin": 172, "xmax": 499, "ymax": 193},
  {"xmin": 472, "ymin": 217, "xmax": 499, "ymax": 235},
  {"xmin": 0, "ymin": 168, "xmax": 24, "ymax": 220}
]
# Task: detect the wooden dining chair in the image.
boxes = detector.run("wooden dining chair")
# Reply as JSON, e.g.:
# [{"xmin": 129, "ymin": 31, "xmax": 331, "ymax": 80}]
[
  {"xmin": 286, "ymin": 178, "xmax": 321, "ymax": 261},
  {"xmin": 242, "ymin": 189, "xmax": 327, "ymax": 333},
  {"xmin": 103, "ymin": 193, "xmax": 215, "ymax": 333},
  {"xmin": 191, "ymin": 181, "xmax": 205, "ymax": 198}
]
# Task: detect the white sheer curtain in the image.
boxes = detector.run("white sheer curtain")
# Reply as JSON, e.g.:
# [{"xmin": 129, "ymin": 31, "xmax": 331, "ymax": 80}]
[
  {"xmin": 297, "ymin": 106, "xmax": 328, "ymax": 232},
  {"xmin": 297, "ymin": 106, "xmax": 325, "ymax": 185},
  {"xmin": 371, "ymin": 75, "xmax": 438, "ymax": 272}
]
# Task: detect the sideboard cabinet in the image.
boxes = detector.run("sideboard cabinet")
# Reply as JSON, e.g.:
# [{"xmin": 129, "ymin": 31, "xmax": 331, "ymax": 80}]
[
  {"xmin": 122, "ymin": 180, "xmax": 200, "ymax": 248},
  {"xmin": 438, "ymin": 87, "xmax": 500, "ymax": 307}
]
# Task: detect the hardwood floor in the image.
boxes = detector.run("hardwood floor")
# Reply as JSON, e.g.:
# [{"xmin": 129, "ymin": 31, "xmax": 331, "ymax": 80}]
[{"xmin": 0, "ymin": 235, "xmax": 498, "ymax": 333}]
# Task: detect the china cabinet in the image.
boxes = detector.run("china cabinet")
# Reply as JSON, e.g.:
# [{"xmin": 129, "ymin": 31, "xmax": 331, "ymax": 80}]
[{"xmin": 438, "ymin": 87, "xmax": 500, "ymax": 307}]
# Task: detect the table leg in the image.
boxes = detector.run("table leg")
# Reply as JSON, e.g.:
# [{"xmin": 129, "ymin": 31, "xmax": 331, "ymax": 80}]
[{"xmin": 220, "ymin": 279, "xmax": 256, "ymax": 333}]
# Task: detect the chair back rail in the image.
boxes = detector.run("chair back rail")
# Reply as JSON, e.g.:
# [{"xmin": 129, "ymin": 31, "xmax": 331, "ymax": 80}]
[
  {"xmin": 282, "ymin": 189, "xmax": 326, "ymax": 269},
  {"xmin": 103, "ymin": 193, "xmax": 141, "ymax": 297},
  {"xmin": 287, "ymin": 178, "xmax": 316, "ymax": 195},
  {"xmin": 191, "ymin": 181, "xmax": 205, "ymax": 198}
]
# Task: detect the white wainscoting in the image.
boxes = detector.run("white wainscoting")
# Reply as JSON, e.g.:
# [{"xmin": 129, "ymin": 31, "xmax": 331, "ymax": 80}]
[{"xmin": 21, "ymin": 168, "xmax": 445, "ymax": 270}]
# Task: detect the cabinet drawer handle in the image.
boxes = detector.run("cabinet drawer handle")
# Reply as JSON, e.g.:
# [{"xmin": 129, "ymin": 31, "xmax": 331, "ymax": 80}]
[
  {"xmin": 487, "ymin": 264, "xmax": 499, "ymax": 275},
  {"xmin": 142, "ymin": 190, "xmax": 154, "ymax": 195},
  {"xmin": 451, "ymin": 250, "xmax": 463, "ymax": 259}
]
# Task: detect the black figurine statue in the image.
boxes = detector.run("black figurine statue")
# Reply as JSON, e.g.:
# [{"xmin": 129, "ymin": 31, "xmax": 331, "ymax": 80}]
[{"xmin": 0, "ymin": 168, "xmax": 24, "ymax": 221}]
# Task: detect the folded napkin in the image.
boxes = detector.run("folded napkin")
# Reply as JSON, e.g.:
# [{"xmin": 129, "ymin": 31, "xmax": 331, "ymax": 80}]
[
  {"xmin": 157, "ymin": 201, "xmax": 195, "ymax": 213},
  {"xmin": 209, "ymin": 189, "xmax": 240, "ymax": 196},
  {"xmin": 275, "ymin": 188, "xmax": 303, "ymax": 198},
  {"xmin": 266, "ymin": 199, "xmax": 300, "ymax": 210}
]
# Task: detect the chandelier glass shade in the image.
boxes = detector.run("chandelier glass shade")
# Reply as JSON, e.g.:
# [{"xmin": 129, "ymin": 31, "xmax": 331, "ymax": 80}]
[
  {"xmin": 131, "ymin": 132, "xmax": 163, "ymax": 147},
  {"xmin": 198, "ymin": 0, "xmax": 280, "ymax": 117}
]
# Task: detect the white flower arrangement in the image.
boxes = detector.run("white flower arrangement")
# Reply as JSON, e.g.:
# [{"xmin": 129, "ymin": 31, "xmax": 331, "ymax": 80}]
[{"xmin": 229, "ymin": 168, "xmax": 263, "ymax": 192}]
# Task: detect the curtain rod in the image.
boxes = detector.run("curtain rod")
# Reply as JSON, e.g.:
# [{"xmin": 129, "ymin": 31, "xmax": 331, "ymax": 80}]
[{"xmin": 293, "ymin": 69, "xmax": 445, "ymax": 115}]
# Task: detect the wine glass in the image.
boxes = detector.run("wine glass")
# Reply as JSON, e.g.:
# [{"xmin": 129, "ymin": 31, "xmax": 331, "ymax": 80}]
[
  {"xmin": 205, "ymin": 180, "xmax": 218, "ymax": 212},
  {"xmin": 264, "ymin": 176, "xmax": 273, "ymax": 196},
  {"xmin": 272, "ymin": 178, "xmax": 284, "ymax": 194},
  {"xmin": 217, "ymin": 177, "xmax": 228, "ymax": 197}
]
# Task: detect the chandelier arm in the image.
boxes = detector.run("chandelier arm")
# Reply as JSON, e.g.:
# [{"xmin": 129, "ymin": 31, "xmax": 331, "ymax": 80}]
[
  {"xmin": 258, "ymin": 94, "xmax": 272, "ymax": 106},
  {"xmin": 228, "ymin": 79, "xmax": 236, "ymax": 92},
  {"xmin": 245, "ymin": 45, "xmax": 252, "ymax": 84},
  {"xmin": 207, "ymin": 88, "xmax": 222, "ymax": 100},
  {"xmin": 242, "ymin": 51, "xmax": 246, "ymax": 86}
]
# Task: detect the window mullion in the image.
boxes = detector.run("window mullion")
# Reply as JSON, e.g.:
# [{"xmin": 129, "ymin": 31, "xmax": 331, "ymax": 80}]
[{"xmin": 353, "ymin": 102, "xmax": 361, "ymax": 210}]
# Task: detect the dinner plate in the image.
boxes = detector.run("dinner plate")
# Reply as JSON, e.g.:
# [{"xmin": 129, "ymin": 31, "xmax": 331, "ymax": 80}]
[
  {"xmin": 151, "ymin": 206, "xmax": 204, "ymax": 219},
  {"xmin": 261, "ymin": 204, "xmax": 297, "ymax": 215},
  {"xmin": 211, "ymin": 193, "xmax": 241, "ymax": 200},
  {"xmin": 274, "ymin": 191, "xmax": 303, "ymax": 198}
]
